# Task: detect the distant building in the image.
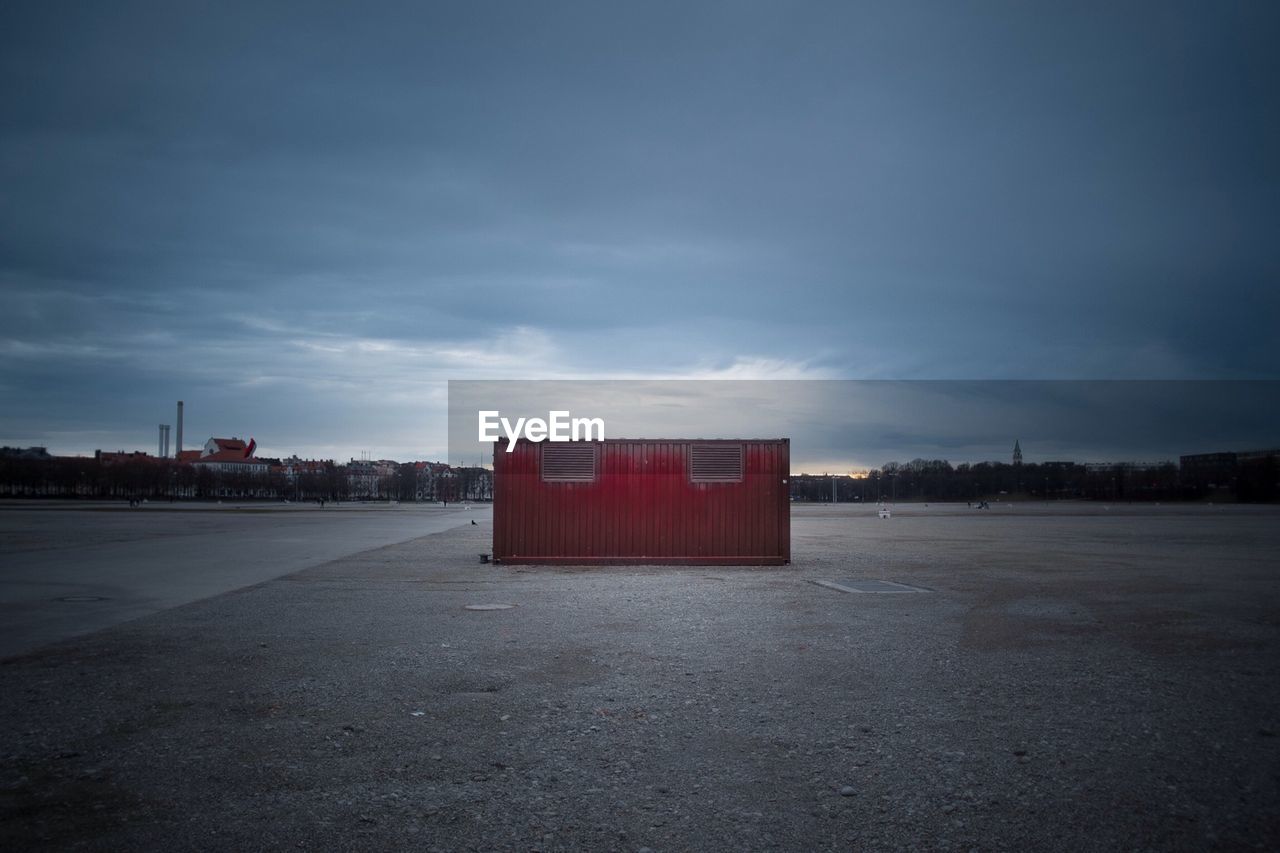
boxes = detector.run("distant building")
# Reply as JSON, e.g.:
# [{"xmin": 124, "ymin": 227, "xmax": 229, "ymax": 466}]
[
  {"xmin": 1180, "ymin": 448, "xmax": 1280, "ymax": 495},
  {"xmin": 94, "ymin": 449, "xmax": 157, "ymax": 464},
  {"xmin": 1179, "ymin": 451, "xmax": 1238, "ymax": 482},
  {"xmin": 414, "ymin": 461, "xmax": 449, "ymax": 500},
  {"xmin": 459, "ymin": 467, "xmax": 494, "ymax": 501},
  {"xmin": 189, "ymin": 436, "xmax": 268, "ymax": 476},
  {"xmin": 411, "ymin": 461, "xmax": 492, "ymax": 502},
  {"xmin": 202, "ymin": 437, "xmax": 248, "ymax": 457},
  {"xmin": 0, "ymin": 446, "xmax": 53, "ymax": 460},
  {"xmin": 279, "ymin": 456, "xmax": 332, "ymax": 481},
  {"xmin": 1012, "ymin": 440, "xmax": 1023, "ymax": 466},
  {"xmin": 1083, "ymin": 461, "xmax": 1173, "ymax": 472},
  {"xmin": 345, "ymin": 459, "xmax": 381, "ymax": 497}
]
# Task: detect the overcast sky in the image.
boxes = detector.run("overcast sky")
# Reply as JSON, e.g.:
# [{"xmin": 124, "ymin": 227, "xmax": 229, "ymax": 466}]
[{"xmin": 2, "ymin": 2, "xmax": 1277, "ymax": 461}]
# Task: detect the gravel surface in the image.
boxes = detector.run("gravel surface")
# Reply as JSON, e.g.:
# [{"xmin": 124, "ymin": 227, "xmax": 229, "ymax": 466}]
[
  {"xmin": 0, "ymin": 503, "xmax": 484, "ymax": 657},
  {"xmin": 2, "ymin": 503, "xmax": 1278, "ymax": 851}
]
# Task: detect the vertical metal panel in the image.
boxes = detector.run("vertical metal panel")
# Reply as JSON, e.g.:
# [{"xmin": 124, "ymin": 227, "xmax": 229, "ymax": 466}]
[{"xmin": 493, "ymin": 437, "xmax": 790, "ymax": 565}]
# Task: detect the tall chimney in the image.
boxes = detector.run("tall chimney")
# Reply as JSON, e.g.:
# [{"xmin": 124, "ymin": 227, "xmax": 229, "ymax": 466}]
[
  {"xmin": 176, "ymin": 401, "xmax": 184, "ymax": 457},
  {"xmin": 159, "ymin": 424, "xmax": 166, "ymax": 458}
]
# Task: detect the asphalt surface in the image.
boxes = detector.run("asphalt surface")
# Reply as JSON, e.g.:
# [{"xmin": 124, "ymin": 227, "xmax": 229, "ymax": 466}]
[
  {"xmin": 1, "ymin": 502, "xmax": 1278, "ymax": 851},
  {"xmin": 0, "ymin": 503, "xmax": 487, "ymax": 657}
]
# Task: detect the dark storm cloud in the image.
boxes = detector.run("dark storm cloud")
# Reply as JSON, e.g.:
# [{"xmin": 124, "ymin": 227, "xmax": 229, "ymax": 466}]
[{"xmin": 2, "ymin": 2, "xmax": 1278, "ymax": 457}]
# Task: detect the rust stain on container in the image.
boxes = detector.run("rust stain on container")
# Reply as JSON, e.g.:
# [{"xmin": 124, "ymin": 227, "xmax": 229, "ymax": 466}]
[{"xmin": 493, "ymin": 438, "xmax": 790, "ymax": 565}]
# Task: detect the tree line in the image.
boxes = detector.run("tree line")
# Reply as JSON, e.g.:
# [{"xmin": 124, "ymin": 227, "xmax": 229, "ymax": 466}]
[
  {"xmin": 0, "ymin": 456, "xmax": 493, "ymax": 502},
  {"xmin": 3, "ymin": 453, "xmax": 1274, "ymax": 503},
  {"xmin": 790, "ymin": 457, "xmax": 1277, "ymax": 503}
]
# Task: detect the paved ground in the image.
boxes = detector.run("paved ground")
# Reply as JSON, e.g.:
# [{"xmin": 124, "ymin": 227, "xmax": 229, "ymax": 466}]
[
  {"xmin": 1, "ymin": 502, "xmax": 1278, "ymax": 851},
  {"xmin": 0, "ymin": 502, "xmax": 488, "ymax": 657}
]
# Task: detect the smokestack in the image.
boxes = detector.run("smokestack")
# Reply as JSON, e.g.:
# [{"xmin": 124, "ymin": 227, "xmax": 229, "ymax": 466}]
[{"xmin": 176, "ymin": 401, "xmax": 184, "ymax": 458}]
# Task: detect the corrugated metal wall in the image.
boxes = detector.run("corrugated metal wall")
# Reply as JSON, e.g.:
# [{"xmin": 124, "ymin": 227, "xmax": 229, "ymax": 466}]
[{"xmin": 493, "ymin": 438, "xmax": 790, "ymax": 565}]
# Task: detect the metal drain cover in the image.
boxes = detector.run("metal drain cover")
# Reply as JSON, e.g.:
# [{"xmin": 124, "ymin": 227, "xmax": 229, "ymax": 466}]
[
  {"xmin": 812, "ymin": 579, "xmax": 930, "ymax": 594},
  {"xmin": 464, "ymin": 603, "xmax": 516, "ymax": 611},
  {"xmin": 56, "ymin": 595, "xmax": 108, "ymax": 602}
]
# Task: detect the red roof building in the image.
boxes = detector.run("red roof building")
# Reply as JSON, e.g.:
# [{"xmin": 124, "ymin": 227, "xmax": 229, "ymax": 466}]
[
  {"xmin": 203, "ymin": 437, "xmax": 248, "ymax": 456},
  {"xmin": 191, "ymin": 436, "xmax": 267, "ymax": 474}
]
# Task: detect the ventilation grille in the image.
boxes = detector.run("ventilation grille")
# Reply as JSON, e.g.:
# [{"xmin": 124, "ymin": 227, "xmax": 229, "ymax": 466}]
[
  {"xmin": 690, "ymin": 443, "xmax": 743, "ymax": 482},
  {"xmin": 541, "ymin": 443, "xmax": 596, "ymax": 482}
]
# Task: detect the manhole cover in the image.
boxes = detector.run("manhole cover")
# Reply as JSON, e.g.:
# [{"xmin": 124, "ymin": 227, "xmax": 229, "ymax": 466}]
[
  {"xmin": 811, "ymin": 579, "xmax": 930, "ymax": 594},
  {"xmin": 464, "ymin": 604, "xmax": 516, "ymax": 611},
  {"xmin": 56, "ymin": 595, "xmax": 108, "ymax": 602}
]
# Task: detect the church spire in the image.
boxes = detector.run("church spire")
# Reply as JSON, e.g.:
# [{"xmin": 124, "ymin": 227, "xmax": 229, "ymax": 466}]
[{"xmin": 1013, "ymin": 439, "xmax": 1023, "ymax": 466}]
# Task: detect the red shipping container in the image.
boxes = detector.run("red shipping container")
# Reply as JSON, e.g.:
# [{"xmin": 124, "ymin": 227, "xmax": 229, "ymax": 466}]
[{"xmin": 493, "ymin": 438, "xmax": 790, "ymax": 565}]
